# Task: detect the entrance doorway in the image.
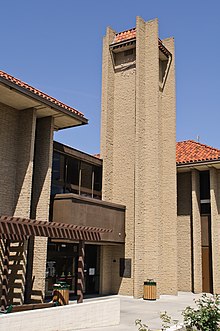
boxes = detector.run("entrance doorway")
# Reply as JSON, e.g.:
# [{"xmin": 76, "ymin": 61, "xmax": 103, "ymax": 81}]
[
  {"xmin": 46, "ymin": 241, "xmax": 100, "ymax": 295},
  {"xmin": 85, "ymin": 245, "xmax": 100, "ymax": 294},
  {"xmin": 46, "ymin": 241, "xmax": 78, "ymax": 294},
  {"xmin": 201, "ymin": 215, "xmax": 213, "ymax": 293}
]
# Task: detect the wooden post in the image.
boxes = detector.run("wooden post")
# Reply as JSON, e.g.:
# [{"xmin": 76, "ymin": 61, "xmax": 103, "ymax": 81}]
[
  {"xmin": 1, "ymin": 240, "xmax": 10, "ymax": 311},
  {"xmin": 77, "ymin": 240, "xmax": 85, "ymax": 303}
]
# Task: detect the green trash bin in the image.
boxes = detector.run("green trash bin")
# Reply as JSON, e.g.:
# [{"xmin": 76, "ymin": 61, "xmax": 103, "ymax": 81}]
[
  {"xmin": 53, "ymin": 281, "xmax": 70, "ymax": 305},
  {"xmin": 143, "ymin": 279, "xmax": 157, "ymax": 300}
]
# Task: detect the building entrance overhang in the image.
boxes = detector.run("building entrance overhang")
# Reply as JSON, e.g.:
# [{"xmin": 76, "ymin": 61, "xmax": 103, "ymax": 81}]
[
  {"xmin": 0, "ymin": 215, "xmax": 111, "ymax": 311},
  {"xmin": 52, "ymin": 193, "xmax": 126, "ymax": 244}
]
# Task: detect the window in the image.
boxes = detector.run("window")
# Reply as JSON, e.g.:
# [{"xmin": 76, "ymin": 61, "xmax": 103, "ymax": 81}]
[{"xmin": 66, "ymin": 157, "xmax": 80, "ymax": 193}]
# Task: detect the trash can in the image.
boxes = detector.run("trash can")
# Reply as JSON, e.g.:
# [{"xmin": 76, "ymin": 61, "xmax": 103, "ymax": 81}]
[
  {"xmin": 143, "ymin": 279, "xmax": 157, "ymax": 300},
  {"xmin": 53, "ymin": 281, "xmax": 70, "ymax": 305}
]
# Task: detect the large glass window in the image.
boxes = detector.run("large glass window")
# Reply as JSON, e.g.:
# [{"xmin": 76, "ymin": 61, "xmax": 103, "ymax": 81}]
[
  {"xmin": 80, "ymin": 162, "xmax": 93, "ymax": 197},
  {"xmin": 51, "ymin": 151, "xmax": 102, "ymax": 199},
  {"xmin": 200, "ymin": 171, "xmax": 211, "ymax": 215},
  {"xmin": 66, "ymin": 157, "xmax": 80, "ymax": 194},
  {"xmin": 51, "ymin": 152, "xmax": 65, "ymax": 195},
  {"xmin": 93, "ymin": 166, "xmax": 102, "ymax": 198},
  {"xmin": 200, "ymin": 171, "xmax": 210, "ymax": 200}
]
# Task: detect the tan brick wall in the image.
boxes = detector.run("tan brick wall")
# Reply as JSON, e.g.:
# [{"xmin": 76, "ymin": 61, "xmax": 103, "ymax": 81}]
[
  {"xmin": 158, "ymin": 35, "xmax": 177, "ymax": 295},
  {"xmin": 26, "ymin": 117, "xmax": 54, "ymax": 303},
  {"xmin": 191, "ymin": 170, "xmax": 202, "ymax": 293},
  {"xmin": 100, "ymin": 246, "xmax": 113, "ymax": 294},
  {"xmin": 177, "ymin": 172, "xmax": 192, "ymax": 291},
  {"xmin": 210, "ymin": 168, "xmax": 220, "ymax": 293},
  {"xmin": 0, "ymin": 102, "xmax": 18, "ymax": 299},
  {"xmin": 101, "ymin": 17, "xmax": 177, "ymax": 297},
  {"xmin": 14, "ymin": 109, "xmax": 37, "ymax": 216},
  {"xmin": 134, "ymin": 17, "xmax": 160, "ymax": 297},
  {"xmin": 100, "ymin": 27, "xmax": 115, "ymax": 202},
  {"xmin": 0, "ymin": 104, "xmax": 37, "ymax": 304},
  {"xmin": 11, "ymin": 108, "xmax": 36, "ymax": 304},
  {"xmin": 101, "ymin": 24, "xmax": 135, "ymax": 296},
  {"xmin": 100, "ymin": 245, "xmax": 124, "ymax": 295},
  {"xmin": 0, "ymin": 102, "xmax": 19, "ymax": 215}
]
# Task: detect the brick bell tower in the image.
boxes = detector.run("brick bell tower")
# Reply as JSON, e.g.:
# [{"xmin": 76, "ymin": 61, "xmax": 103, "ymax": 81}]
[{"xmin": 100, "ymin": 16, "xmax": 177, "ymax": 298}]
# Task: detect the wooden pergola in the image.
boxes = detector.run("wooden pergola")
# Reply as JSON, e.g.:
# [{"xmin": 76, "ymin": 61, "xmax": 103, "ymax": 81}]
[{"xmin": 0, "ymin": 215, "xmax": 111, "ymax": 311}]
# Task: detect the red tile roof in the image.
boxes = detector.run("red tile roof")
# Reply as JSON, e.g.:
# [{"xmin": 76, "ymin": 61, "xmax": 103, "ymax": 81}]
[
  {"xmin": 176, "ymin": 140, "xmax": 220, "ymax": 165},
  {"xmin": 112, "ymin": 28, "xmax": 170, "ymax": 57},
  {"xmin": 113, "ymin": 28, "xmax": 136, "ymax": 43},
  {"xmin": 0, "ymin": 70, "xmax": 85, "ymax": 118},
  {"xmin": 94, "ymin": 141, "xmax": 220, "ymax": 165},
  {"xmin": 93, "ymin": 153, "xmax": 100, "ymax": 159}
]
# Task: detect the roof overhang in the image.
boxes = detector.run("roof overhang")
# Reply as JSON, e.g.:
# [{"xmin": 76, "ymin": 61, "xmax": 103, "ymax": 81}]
[
  {"xmin": 54, "ymin": 141, "xmax": 103, "ymax": 166},
  {"xmin": 0, "ymin": 74, "xmax": 88, "ymax": 130},
  {"xmin": 177, "ymin": 159, "xmax": 220, "ymax": 172}
]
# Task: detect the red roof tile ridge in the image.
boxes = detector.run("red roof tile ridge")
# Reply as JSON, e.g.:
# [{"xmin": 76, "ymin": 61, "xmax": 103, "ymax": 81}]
[
  {"xmin": 0, "ymin": 70, "xmax": 84, "ymax": 118},
  {"xmin": 177, "ymin": 140, "xmax": 220, "ymax": 153},
  {"xmin": 176, "ymin": 140, "xmax": 220, "ymax": 165},
  {"xmin": 115, "ymin": 27, "xmax": 136, "ymax": 36}
]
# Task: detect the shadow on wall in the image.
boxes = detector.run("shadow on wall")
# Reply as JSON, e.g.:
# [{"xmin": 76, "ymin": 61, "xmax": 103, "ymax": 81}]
[
  {"xmin": 177, "ymin": 172, "xmax": 192, "ymax": 216},
  {"xmin": 0, "ymin": 240, "xmax": 27, "ymax": 305},
  {"xmin": 101, "ymin": 244, "xmax": 125, "ymax": 295}
]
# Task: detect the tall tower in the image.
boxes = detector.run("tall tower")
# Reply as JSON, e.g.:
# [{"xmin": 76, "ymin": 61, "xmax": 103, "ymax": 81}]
[{"xmin": 100, "ymin": 17, "xmax": 177, "ymax": 297}]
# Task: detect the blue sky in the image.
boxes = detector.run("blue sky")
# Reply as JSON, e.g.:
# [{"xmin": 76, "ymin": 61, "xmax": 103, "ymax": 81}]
[{"xmin": 1, "ymin": 1, "xmax": 220, "ymax": 153}]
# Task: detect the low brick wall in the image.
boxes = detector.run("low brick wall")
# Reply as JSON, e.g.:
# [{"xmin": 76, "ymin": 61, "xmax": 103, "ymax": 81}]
[{"xmin": 0, "ymin": 298, "xmax": 120, "ymax": 331}]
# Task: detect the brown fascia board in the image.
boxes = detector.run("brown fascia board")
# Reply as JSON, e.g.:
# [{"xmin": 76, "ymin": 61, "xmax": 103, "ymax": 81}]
[
  {"xmin": 54, "ymin": 141, "xmax": 102, "ymax": 166},
  {"xmin": 54, "ymin": 193, "xmax": 126, "ymax": 211},
  {"xmin": 0, "ymin": 76, "xmax": 88, "ymax": 125}
]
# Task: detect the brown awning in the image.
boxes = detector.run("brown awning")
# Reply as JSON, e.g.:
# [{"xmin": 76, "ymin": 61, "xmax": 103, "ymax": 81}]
[{"xmin": 0, "ymin": 216, "xmax": 112, "ymax": 242}]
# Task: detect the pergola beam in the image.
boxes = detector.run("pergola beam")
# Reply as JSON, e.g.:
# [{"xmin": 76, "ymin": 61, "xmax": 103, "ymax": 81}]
[
  {"xmin": 77, "ymin": 240, "xmax": 85, "ymax": 303},
  {"xmin": 0, "ymin": 215, "xmax": 112, "ymax": 311},
  {"xmin": 1, "ymin": 240, "xmax": 10, "ymax": 311},
  {"xmin": 0, "ymin": 216, "xmax": 111, "ymax": 242}
]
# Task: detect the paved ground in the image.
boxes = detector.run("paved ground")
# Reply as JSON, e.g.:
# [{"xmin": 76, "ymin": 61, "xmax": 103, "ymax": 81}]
[{"xmin": 82, "ymin": 292, "xmax": 201, "ymax": 331}]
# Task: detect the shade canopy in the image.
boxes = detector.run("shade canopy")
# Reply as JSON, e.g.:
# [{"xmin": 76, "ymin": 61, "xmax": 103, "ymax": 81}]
[{"xmin": 0, "ymin": 215, "xmax": 112, "ymax": 242}]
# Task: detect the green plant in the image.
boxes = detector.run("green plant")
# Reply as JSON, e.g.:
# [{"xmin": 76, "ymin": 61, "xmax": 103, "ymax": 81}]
[
  {"xmin": 182, "ymin": 294, "xmax": 220, "ymax": 331},
  {"xmin": 160, "ymin": 311, "xmax": 172, "ymax": 330},
  {"xmin": 135, "ymin": 319, "xmax": 150, "ymax": 331},
  {"xmin": 135, "ymin": 312, "xmax": 177, "ymax": 331}
]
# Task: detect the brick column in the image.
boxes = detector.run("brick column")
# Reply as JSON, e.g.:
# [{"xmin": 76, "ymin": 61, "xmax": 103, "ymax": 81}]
[
  {"xmin": 158, "ymin": 36, "xmax": 177, "ymax": 295},
  {"xmin": 191, "ymin": 170, "xmax": 202, "ymax": 293},
  {"xmin": 0, "ymin": 105, "xmax": 36, "ymax": 305},
  {"xmin": 26, "ymin": 117, "xmax": 54, "ymax": 303},
  {"xmin": 210, "ymin": 168, "xmax": 220, "ymax": 293},
  {"xmin": 134, "ymin": 17, "xmax": 160, "ymax": 298}
]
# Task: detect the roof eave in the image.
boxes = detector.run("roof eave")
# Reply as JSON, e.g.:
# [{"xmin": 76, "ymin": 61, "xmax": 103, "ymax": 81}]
[
  {"xmin": 177, "ymin": 158, "xmax": 220, "ymax": 169},
  {"xmin": 0, "ymin": 76, "xmax": 88, "ymax": 125}
]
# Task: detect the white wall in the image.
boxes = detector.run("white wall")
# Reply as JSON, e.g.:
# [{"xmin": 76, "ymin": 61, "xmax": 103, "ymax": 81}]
[{"xmin": 0, "ymin": 298, "xmax": 120, "ymax": 331}]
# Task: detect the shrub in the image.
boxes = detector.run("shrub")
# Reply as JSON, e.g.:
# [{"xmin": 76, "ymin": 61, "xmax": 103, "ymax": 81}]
[
  {"xmin": 135, "ymin": 319, "xmax": 150, "ymax": 331},
  {"xmin": 182, "ymin": 294, "xmax": 220, "ymax": 331}
]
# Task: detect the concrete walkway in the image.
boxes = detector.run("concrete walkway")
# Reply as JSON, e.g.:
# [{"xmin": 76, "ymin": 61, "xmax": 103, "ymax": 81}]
[{"xmin": 83, "ymin": 292, "xmax": 201, "ymax": 331}]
